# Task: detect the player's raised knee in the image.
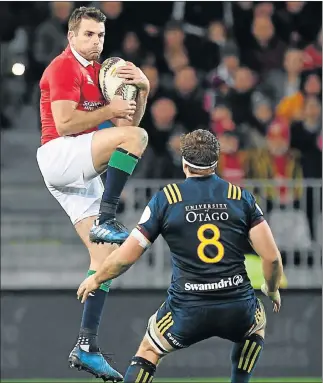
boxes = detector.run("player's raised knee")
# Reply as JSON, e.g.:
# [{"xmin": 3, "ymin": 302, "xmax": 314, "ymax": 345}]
[
  {"xmin": 133, "ymin": 126, "xmax": 148, "ymax": 150},
  {"xmin": 123, "ymin": 126, "xmax": 148, "ymax": 156}
]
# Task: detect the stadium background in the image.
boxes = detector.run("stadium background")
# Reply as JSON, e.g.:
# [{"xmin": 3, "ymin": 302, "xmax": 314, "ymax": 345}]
[{"xmin": 1, "ymin": 1, "xmax": 322, "ymax": 382}]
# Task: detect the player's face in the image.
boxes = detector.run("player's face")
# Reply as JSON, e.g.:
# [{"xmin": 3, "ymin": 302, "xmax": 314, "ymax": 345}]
[{"xmin": 70, "ymin": 18, "xmax": 105, "ymax": 61}]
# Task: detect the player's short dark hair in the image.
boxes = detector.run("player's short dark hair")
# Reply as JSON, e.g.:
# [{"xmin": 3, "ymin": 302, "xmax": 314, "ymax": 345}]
[
  {"xmin": 180, "ymin": 129, "xmax": 220, "ymax": 175},
  {"xmin": 68, "ymin": 7, "xmax": 106, "ymax": 33}
]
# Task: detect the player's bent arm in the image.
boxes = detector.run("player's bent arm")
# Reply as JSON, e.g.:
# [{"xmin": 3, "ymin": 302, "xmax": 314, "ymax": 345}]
[
  {"xmin": 114, "ymin": 90, "xmax": 149, "ymax": 128},
  {"xmin": 132, "ymin": 89, "xmax": 149, "ymax": 126},
  {"xmin": 51, "ymin": 100, "xmax": 115, "ymax": 136},
  {"xmin": 93, "ymin": 234, "xmax": 147, "ymax": 284},
  {"xmin": 249, "ymin": 220, "xmax": 283, "ymax": 293}
]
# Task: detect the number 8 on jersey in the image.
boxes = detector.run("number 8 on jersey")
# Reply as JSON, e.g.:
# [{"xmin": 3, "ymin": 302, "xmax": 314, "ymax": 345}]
[{"xmin": 197, "ymin": 224, "xmax": 225, "ymax": 264}]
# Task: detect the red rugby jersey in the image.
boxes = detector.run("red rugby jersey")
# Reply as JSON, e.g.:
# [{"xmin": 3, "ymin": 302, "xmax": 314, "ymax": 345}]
[{"xmin": 39, "ymin": 45, "xmax": 106, "ymax": 145}]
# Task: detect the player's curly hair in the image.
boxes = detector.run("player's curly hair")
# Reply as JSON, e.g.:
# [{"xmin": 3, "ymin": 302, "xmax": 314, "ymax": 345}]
[
  {"xmin": 68, "ymin": 7, "xmax": 106, "ymax": 34},
  {"xmin": 180, "ymin": 129, "xmax": 220, "ymax": 175}
]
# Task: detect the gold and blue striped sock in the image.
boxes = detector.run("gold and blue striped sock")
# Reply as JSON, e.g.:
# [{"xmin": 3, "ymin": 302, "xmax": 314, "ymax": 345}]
[
  {"xmin": 124, "ymin": 356, "xmax": 156, "ymax": 383},
  {"xmin": 231, "ymin": 333, "xmax": 264, "ymax": 383}
]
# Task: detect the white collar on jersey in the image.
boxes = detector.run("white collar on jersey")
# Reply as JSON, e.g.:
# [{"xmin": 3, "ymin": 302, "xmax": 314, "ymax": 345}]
[{"xmin": 70, "ymin": 46, "xmax": 93, "ymax": 67}]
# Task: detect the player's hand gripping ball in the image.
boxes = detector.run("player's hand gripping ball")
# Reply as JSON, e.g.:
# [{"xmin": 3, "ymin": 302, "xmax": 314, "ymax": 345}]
[
  {"xmin": 115, "ymin": 61, "xmax": 150, "ymax": 91},
  {"xmin": 99, "ymin": 58, "xmax": 148, "ymax": 102}
]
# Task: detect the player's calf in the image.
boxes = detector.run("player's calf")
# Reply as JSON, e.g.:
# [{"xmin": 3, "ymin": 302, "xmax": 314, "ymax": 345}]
[
  {"xmin": 231, "ymin": 298, "xmax": 266, "ymax": 383},
  {"xmin": 124, "ymin": 337, "xmax": 160, "ymax": 383},
  {"xmin": 72, "ymin": 220, "xmax": 122, "ymax": 380},
  {"xmin": 90, "ymin": 127, "xmax": 148, "ymax": 244},
  {"xmin": 124, "ymin": 356, "xmax": 156, "ymax": 383},
  {"xmin": 98, "ymin": 126, "xmax": 147, "ymax": 220},
  {"xmin": 231, "ymin": 332, "xmax": 265, "ymax": 383},
  {"xmin": 124, "ymin": 313, "xmax": 173, "ymax": 383}
]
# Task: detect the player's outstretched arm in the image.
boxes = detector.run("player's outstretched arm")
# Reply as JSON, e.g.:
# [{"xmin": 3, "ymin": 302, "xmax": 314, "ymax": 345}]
[
  {"xmin": 249, "ymin": 221, "xmax": 283, "ymax": 312},
  {"xmin": 52, "ymin": 98, "xmax": 136, "ymax": 136},
  {"xmin": 78, "ymin": 192, "xmax": 160, "ymax": 303},
  {"xmin": 77, "ymin": 236, "xmax": 145, "ymax": 303}
]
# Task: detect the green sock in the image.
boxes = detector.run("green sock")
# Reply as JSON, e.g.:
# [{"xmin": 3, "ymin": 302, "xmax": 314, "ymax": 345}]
[
  {"xmin": 78, "ymin": 270, "xmax": 112, "ymax": 351},
  {"xmin": 100, "ymin": 148, "xmax": 139, "ymax": 219}
]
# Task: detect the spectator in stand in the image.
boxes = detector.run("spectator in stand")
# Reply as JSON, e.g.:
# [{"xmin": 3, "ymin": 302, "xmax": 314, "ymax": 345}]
[
  {"xmin": 147, "ymin": 98, "xmax": 178, "ymax": 152},
  {"xmin": 253, "ymin": 2, "xmax": 274, "ymax": 18},
  {"xmin": 225, "ymin": 67, "xmax": 258, "ymax": 127},
  {"xmin": 224, "ymin": 67, "xmax": 272, "ymax": 147},
  {"xmin": 204, "ymin": 43, "xmax": 240, "ymax": 113},
  {"xmin": 250, "ymin": 97, "xmax": 274, "ymax": 147},
  {"xmin": 232, "ymin": 2, "xmax": 254, "ymax": 49},
  {"xmin": 262, "ymin": 48, "xmax": 304, "ymax": 106},
  {"xmin": 200, "ymin": 21, "xmax": 228, "ymax": 72},
  {"xmin": 276, "ymin": 71, "xmax": 322, "ymax": 122},
  {"xmin": 242, "ymin": 15, "xmax": 287, "ymax": 77},
  {"xmin": 216, "ymin": 131, "xmax": 247, "ymax": 185},
  {"xmin": 246, "ymin": 118, "xmax": 303, "ymax": 205},
  {"xmin": 33, "ymin": 1, "xmax": 73, "ymax": 70},
  {"xmin": 208, "ymin": 21, "xmax": 227, "ymax": 47},
  {"xmin": 100, "ymin": 1, "xmax": 129, "ymax": 57},
  {"xmin": 123, "ymin": 1, "xmax": 173, "ymax": 53},
  {"xmin": 211, "ymin": 43, "xmax": 240, "ymax": 88},
  {"xmin": 140, "ymin": 65, "xmax": 169, "ymax": 106},
  {"xmin": 290, "ymin": 96, "xmax": 322, "ymax": 179},
  {"xmin": 303, "ymin": 28, "xmax": 322, "ymax": 70},
  {"xmin": 156, "ymin": 20, "xmax": 192, "ymax": 87},
  {"xmin": 275, "ymin": 1, "xmax": 322, "ymax": 46},
  {"xmin": 140, "ymin": 64, "xmax": 171, "ymax": 130},
  {"xmin": 137, "ymin": 98, "xmax": 185, "ymax": 179},
  {"xmin": 173, "ymin": 66, "xmax": 209, "ymax": 131},
  {"xmin": 290, "ymin": 95, "xmax": 322, "ymax": 239},
  {"xmin": 184, "ymin": 2, "xmax": 223, "ymax": 28},
  {"xmin": 210, "ymin": 105, "xmax": 235, "ymax": 137},
  {"xmin": 112, "ymin": 31, "xmax": 153, "ymax": 67},
  {"xmin": 167, "ymin": 132, "xmax": 187, "ymax": 179}
]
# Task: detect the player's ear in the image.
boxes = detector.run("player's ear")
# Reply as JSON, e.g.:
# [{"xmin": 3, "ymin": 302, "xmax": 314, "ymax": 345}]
[
  {"xmin": 182, "ymin": 159, "xmax": 188, "ymax": 176},
  {"xmin": 68, "ymin": 30, "xmax": 75, "ymax": 44}
]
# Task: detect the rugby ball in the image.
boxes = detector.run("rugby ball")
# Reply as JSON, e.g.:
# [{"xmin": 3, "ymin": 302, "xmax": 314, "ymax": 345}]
[{"xmin": 99, "ymin": 57, "xmax": 138, "ymax": 102}]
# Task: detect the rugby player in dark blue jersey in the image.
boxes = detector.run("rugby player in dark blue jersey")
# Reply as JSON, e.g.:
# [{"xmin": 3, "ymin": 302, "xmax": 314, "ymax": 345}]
[{"xmin": 78, "ymin": 129, "xmax": 283, "ymax": 383}]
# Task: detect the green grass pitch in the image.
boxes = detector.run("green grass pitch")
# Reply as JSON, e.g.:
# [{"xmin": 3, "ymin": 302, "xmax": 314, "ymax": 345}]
[{"xmin": 1, "ymin": 380, "xmax": 322, "ymax": 382}]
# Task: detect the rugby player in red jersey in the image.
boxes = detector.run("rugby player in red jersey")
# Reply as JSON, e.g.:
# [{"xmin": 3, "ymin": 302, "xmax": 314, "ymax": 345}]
[{"xmin": 36, "ymin": 6, "xmax": 150, "ymax": 381}]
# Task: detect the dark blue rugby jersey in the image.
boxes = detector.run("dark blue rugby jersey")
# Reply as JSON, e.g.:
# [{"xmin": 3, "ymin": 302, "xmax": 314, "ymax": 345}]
[{"xmin": 136, "ymin": 175, "xmax": 264, "ymax": 305}]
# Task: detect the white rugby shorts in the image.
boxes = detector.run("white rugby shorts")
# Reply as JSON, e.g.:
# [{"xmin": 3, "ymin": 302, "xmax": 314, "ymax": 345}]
[{"xmin": 36, "ymin": 132, "xmax": 103, "ymax": 225}]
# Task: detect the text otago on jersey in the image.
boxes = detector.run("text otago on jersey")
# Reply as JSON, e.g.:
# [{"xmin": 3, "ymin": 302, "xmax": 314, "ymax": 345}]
[{"xmin": 185, "ymin": 203, "xmax": 229, "ymax": 223}]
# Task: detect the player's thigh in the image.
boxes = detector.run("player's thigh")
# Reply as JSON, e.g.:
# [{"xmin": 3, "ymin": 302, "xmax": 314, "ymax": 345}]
[
  {"xmin": 214, "ymin": 297, "xmax": 267, "ymax": 342},
  {"xmin": 145, "ymin": 299, "xmax": 206, "ymax": 356},
  {"xmin": 91, "ymin": 126, "xmax": 145, "ymax": 174},
  {"xmin": 46, "ymin": 175, "xmax": 103, "ymax": 225},
  {"xmin": 37, "ymin": 134, "xmax": 98, "ymax": 186},
  {"xmin": 247, "ymin": 298, "xmax": 266, "ymax": 339},
  {"xmin": 254, "ymin": 328, "xmax": 265, "ymax": 339},
  {"xmin": 75, "ymin": 215, "xmax": 118, "ymax": 268}
]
